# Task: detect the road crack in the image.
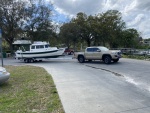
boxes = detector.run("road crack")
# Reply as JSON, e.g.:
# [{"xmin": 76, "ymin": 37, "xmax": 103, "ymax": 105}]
[{"xmin": 85, "ymin": 64, "xmax": 123, "ymax": 77}]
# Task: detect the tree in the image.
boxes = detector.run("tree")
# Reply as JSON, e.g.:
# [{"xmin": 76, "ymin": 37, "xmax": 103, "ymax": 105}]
[
  {"xmin": 59, "ymin": 10, "xmax": 140, "ymax": 49},
  {"xmin": 121, "ymin": 28, "xmax": 140, "ymax": 48},
  {"xmin": 85, "ymin": 15, "xmax": 97, "ymax": 46},
  {"xmin": 24, "ymin": 0, "xmax": 54, "ymax": 42},
  {"xmin": 0, "ymin": 0, "xmax": 55, "ymax": 54},
  {"xmin": 59, "ymin": 22, "xmax": 80, "ymax": 50},
  {"xmin": 71, "ymin": 11, "xmax": 125, "ymax": 47},
  {"xmin": 0, "ymin": 0, "xmax": 26, "ymax": 54},
  {"xmin": 98, "ymin": 10, "xmax": 125, "ymax": 48},
  {"xmin": 73, "ymin": 12, "xmax": 94, "ymax": 46}
]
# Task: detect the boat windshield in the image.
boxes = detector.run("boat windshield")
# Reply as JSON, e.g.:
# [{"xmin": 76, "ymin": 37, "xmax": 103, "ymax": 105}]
[{"xmin": 45, "ymin": 44, "xmax": 50, "ymax": 48}]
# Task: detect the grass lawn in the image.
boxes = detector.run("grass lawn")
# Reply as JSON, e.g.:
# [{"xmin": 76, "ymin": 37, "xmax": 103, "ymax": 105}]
[{"xmin": 0, "ymin": 66, "xmax": 64, "ymax": 113}]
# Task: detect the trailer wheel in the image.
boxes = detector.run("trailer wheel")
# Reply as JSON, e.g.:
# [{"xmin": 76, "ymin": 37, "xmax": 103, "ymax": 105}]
[
  {"xmin": 30, "ymin": 59, "xmax": 34, "ymax": 63},
  {"xmin": 24, "ymin": 59, "xmax": 28, "ymax": 63}
]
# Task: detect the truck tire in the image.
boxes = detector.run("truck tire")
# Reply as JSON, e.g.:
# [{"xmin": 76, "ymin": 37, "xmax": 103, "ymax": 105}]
[
  {"xmin": 113, "ymin": 59, "xmax": 119, "ymax": 62},
  {"xmin": 103, "ymin": 56, "xmax": 111, "ymax": 64},
  {"xmin": 78, "ymin": 56, "xmax": 85, "ymax": 63}
]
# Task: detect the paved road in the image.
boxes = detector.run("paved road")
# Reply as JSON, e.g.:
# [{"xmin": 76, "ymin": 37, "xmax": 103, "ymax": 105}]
[
  {"xmin": 85, "ymin": 58, "xmax": 150, "ymax": 93},
  {"xmin": 3, "ymin": 57, "xmax": 150, "ymax": 113}
]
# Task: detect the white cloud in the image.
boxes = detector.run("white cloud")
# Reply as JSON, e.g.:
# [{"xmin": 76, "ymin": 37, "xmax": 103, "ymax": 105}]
[
  {"xmin": 124, "ymin": 1, "xmax": 137, "ymax": 14},
  {"xmin": 49, "ymin": 0, "xmax": 150, "ymax": 39},
  {"xmin": 128, "ymin": 14, "xmax": 145, "ymax": 26}
]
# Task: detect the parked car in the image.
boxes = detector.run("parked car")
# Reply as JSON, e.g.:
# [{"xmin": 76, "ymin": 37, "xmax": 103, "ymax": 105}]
[
  {"xmin": 120, "ymin": 48, "xmax": 135, "ymax": 55},
  {"xmin": 133, "ymin": 51, "xmax": 148, "ymax": 55},
  {"xmin": 64, "ymin": 48, "xmax": 74, "ymax": 55},
  {"xmin": 0, "ymin": 67, "xmax": 10, "ymax": 84}
]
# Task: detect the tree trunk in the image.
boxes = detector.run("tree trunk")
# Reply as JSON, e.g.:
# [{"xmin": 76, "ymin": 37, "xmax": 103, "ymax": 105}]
[
  {"xmin": 87, "ymin": 39, "xmax": 91, "ymax": 47},
  {"xmin": 9, "ymin": 42, "xmax": 14, "ymax": 56},
  {"xmin": 73, "ymin": 42, "xmax": 76, "ymax": 52}
]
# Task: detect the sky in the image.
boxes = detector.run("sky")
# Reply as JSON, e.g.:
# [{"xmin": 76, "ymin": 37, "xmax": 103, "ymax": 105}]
[{"xmin": 48, "ymin": 0, "xmax": 150, "ymax": 39}]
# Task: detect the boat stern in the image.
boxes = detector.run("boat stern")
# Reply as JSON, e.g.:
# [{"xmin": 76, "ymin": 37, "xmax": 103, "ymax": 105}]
[{"xmin": 58, "ymin": 48, "xmax": 66, "ymax": 55}]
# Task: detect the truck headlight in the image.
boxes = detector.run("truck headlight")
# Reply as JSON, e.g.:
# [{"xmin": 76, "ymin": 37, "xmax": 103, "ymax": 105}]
[{"xmin": 111, "ymin": 52, "xmax": 117, "ymax": 55}]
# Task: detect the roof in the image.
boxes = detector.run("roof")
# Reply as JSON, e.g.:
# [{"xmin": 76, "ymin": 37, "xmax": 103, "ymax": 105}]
[
  {"xmin": 87, "ymin": 46, "xmax": 105, "ymax": 48},
  {"xmin": 13, "ymin": 40, "xmax": 31, "ymax": 45},
  {"xmin": 31, "ymin": 41, "xmax": 49, "ymax": 45}
]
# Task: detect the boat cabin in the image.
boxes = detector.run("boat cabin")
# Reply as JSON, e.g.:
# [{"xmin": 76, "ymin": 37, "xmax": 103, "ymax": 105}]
[{"xmin": 30, "ymin": 41, "xmax": 57, "ymax": 52}]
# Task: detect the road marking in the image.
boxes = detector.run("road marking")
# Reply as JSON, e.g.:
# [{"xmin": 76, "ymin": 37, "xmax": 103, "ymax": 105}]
[{"xmin": 124, "ymin": 76, "xmax": 139, "ymax": 85}]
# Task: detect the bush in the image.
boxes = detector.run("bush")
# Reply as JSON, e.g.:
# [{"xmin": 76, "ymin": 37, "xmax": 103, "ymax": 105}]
[{"xmin": 123, "ymin": 54, "xmax": 150, "ymax": 60}]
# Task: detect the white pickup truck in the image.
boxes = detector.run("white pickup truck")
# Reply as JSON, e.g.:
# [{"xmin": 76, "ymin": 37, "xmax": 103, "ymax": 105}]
[{"xmin": 74, "ymin": 46, "xmax": 121, "ymax": 64}]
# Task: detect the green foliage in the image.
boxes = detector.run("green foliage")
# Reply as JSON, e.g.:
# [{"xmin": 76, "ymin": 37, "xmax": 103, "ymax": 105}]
[
  {"xmin": 59, "ymin": 10, "xmax": 140, "ymax": 49},
  {"xmin": 72, "ymin": 12, "xmax": 95, "ymax": 46},
  {"xmin": 59, "ymin": 22, "xmax": 80, "ymax": 50},
  {"xmin": 24, "ymin": 1, "xmax": 54, "ymax": 42},
  {"xmin": 123, "ymin": 54, "xmax": 150, "ymax": 60},
  {"xmin": 0, "ymin": 0, "xmax": 56, "ymax": 53},
  {"xmin": 145, "ymin": 38, "xmax": 150, "ymax": 41},
  {"xmin": 0, "ymin": 0, "xmax": 26, "ymax": 53},
  {"xmin": 91, "ymin": 10, "xmax": 125, "ymax": 47},
  {"xmin": 121, "ymin": 28, "xmax": 140, "ymax": 48},
  {"xmin": 0, "ymin": 0, "xmax": 141, "ymax": 53},
  {"xmin": 137, "ymin": 44, "xmax": 150, "ymax": 49}
]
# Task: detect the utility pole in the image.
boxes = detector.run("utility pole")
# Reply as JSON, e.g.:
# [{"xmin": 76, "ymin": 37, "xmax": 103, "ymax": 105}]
[{"xmin": 0, "ymin": 29, "xmax": 3, "ymax": 67}]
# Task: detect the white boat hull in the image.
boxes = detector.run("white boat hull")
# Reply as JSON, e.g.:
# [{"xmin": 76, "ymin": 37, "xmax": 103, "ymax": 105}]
[{"xmin": 15, "ymin": 48, "xmax": 65, "ymax": 59}]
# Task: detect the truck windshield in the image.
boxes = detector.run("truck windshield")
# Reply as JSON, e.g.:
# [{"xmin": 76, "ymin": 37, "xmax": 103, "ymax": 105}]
[{"xmin": 99, "ymin": 47, "xmax": 109, "ymax": 51}]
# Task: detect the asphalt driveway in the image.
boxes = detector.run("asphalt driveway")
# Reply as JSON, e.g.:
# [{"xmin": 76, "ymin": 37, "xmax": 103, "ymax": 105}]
[{"xmin": 3, "ymin": 57, "xmax": 150, "ymax": 113}]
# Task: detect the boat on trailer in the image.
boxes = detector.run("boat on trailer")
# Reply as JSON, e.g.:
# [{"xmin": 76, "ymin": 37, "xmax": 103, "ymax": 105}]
[{"xmin": 15, "ymin": 41, "xmax": 65, "ymax": 63}]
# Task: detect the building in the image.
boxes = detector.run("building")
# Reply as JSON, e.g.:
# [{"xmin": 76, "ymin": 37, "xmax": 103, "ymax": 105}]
[{"xmin": 13, "ymin": 40, "xmax": 31, "ymax": 51}]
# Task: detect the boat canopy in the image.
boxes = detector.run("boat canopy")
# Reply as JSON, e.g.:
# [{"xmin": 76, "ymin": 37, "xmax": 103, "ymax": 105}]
[
  {"xmin": 32, "ymin": 41, "xmax": 50, "ymax": 45},
  {"xmin": 29, "ymin": 41, "xmax": 57, "ymax": 51}
]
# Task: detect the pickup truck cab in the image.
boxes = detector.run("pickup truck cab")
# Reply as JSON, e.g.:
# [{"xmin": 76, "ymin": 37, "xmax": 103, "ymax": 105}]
[{"xmin": 74, "ymin": 46, "xmax": 121, "ymax": 64}]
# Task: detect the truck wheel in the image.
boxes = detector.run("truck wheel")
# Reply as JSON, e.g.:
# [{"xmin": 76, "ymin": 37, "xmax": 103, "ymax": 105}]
[
  {"xmin": 103, "ymin": 56, "xmax": 111, "ymax": 64},
  {"xmin": 113, "ymin": 59, "xmax": 119, "ymax": 62},
  {"xmin": 78, "ymin": 56, "xmax": 85, "ymax": 63}
]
